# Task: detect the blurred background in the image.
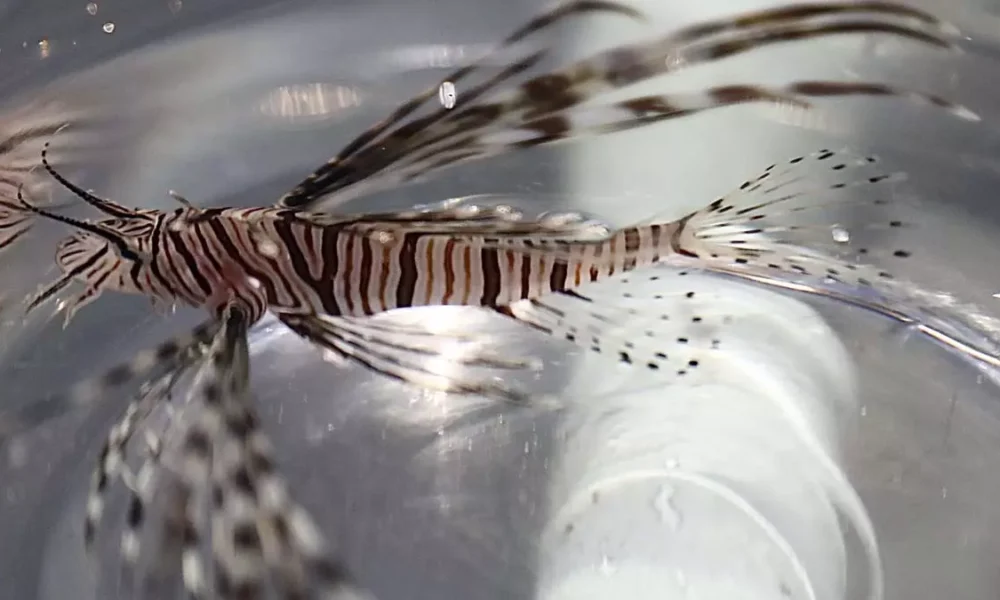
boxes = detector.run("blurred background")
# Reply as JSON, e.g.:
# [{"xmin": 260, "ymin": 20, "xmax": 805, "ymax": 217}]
[{"xmin": 2, "ymin": 0, "xmax": 1000, "ymax": 598}]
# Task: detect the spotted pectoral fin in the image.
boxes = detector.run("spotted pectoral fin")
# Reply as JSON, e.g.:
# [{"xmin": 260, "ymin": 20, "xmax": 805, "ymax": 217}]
[
  {"xmin": 277, "ymin": 312, "xmax": 542, "ymax": 404},
  {"xmin": 279, "ymin": 1, "xmax": 964, "ymax": 211},
  {"xmin": 167, "ymin": 304, "xmax": 373, "ymax": 599},
  {"xmin": 83, "ymin": 372, "xmax": 179, "ymax": 554},
  {"xmin": 87, "ymin": 305, "xmax": 374, "ymax": 599},
  {"xmin": 114, "ymin": 431, "xmax": 194, "ymax": 600},
  {"xmin": 79, "ymin": 352, "xmax": 206, "ymax": 599},
  {"xmin": 208, "ymin": 405, "xmax": 373, "ymax": 600}
]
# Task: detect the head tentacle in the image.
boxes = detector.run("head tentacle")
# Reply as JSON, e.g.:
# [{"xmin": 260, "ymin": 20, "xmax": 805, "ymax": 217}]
[{"xmin": 16, "ymin": 182, "xmax": 147, "ymax": 264}]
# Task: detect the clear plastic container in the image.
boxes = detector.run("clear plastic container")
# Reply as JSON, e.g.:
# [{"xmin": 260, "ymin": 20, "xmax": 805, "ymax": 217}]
[{"xmin": 2, "ymin": 1, "xmax": 1000, "ymax": 600}]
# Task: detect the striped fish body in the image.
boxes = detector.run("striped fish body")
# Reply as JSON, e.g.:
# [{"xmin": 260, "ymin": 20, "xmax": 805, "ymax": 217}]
[
  {"xmin": 256, "ymin": 216, "xmax": 683, "ymax": 316},
  {"xmin": 70, "ymin": 205, "xmax": 683, "ymax": 320}
]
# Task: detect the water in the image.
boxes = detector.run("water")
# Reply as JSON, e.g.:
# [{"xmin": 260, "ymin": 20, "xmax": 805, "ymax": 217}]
[{"xmin": 1, "ymin": 0, "xmax": 1000, "ymax": 599}]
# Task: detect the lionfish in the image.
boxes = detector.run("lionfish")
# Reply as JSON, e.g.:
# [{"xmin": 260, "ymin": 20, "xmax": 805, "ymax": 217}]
[{"xmin": 0, "ymin": 1, "xmax": 988, "ymax": 598}]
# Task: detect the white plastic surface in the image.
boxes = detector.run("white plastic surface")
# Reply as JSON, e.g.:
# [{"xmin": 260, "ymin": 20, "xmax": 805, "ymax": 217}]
[
  {"xmin": 535, "ymin": 273, "xmax": 876, "ymax": 600},
  {"xmin": 534, "ymin": 2, "xmax": 883, "ymax": 597}
]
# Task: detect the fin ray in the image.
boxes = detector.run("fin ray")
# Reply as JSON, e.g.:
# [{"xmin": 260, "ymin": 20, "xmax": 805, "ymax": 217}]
[
  {"xmin": 279, "ymin": 312, "xmax": 537, "ymax": 404},
  {"xmin": 669, "ymin": 148, "xmax": 1000, "ymax": 367},
  {"xmin": 501, "ymin": 281, "xmax": 724, "ymax": 380},
  {"xmin": 85, "ymin": 305, "xmax": 375, "ymax": 598},
  {"xmin": 278, "ymin": 0, "xmax": 647, "ymax": 209},
  {"xmin": 356, "ymin": 82, "xmax": 970, "ymax": 202},
  {"xmin": 281, "ymin": 3, "xmax": 963, "ymax": 211},
  {"xmin": 319, "ymin": 193, "xmax": 614, "ymax": 243}
]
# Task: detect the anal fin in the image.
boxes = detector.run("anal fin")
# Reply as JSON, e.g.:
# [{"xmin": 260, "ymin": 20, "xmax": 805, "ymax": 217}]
[{"xmin": 498, "ymin": 273, "xmax": 726, "ymax": 381}]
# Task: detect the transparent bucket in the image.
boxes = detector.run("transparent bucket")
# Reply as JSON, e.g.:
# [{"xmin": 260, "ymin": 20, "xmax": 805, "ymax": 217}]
[{"xmin": 1, "ymin": 1, "xmax": 1000, "ymax": 599}]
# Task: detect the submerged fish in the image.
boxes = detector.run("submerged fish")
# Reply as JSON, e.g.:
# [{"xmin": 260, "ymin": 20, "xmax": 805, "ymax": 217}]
[
  {"xmin": 71, "ymin": 145, "xmax": 984, "ymax": 600},
  {"xmin": 0, "ymin": 0, "xmax": 980, "ymax": 426},
  {"xmin": 69, "ymin": 146, "xmax": 950, "ymax": 600},
  {"xmin": 0, "ymin": 1, "xmax": 990, "ymax": 597}
]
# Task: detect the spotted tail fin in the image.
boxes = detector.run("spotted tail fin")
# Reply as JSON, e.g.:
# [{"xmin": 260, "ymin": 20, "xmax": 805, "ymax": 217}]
[{"xmin": 668, "ymin": 148, "xmax": 1000, "ymax": 368}]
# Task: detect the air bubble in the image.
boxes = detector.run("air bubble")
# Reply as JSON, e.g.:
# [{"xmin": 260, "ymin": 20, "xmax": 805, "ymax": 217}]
[
  {"xmin": 256, "ymin": 238, "xmax": 279, "ymax": 258},
  {"xmin": 831, "ymin": 226, "xmax": 850, "ymax": 243},
  {"xmin": 438, "ymin": 81, "xmax": 457, "ymax": 109},
  {"xmin": 102, "ymin": 21, "xmax": 115, "ymax": 34},
  {"xmin": 86, "ymin": 2, "xmax": 98, "ymax": 14},
  {"xmin": 538, "ymin": 211, "xmax": 585, "ymax": 227},
  {"xmin": 6, "ymin": 440, "xmax": 27, "ymax": 469},
  {"xmin": 676, "ymin": 570, "xmax": 688, "ymax": 589}
]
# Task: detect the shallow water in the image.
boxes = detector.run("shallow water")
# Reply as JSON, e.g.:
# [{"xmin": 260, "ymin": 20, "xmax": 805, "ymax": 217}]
[{"xmin": 3, "ymin": 0, "xmax": 1000, "ymax": 599}]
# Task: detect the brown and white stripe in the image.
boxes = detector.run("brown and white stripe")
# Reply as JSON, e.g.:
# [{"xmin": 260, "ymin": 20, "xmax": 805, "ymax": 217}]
[
  {"xmin": 101, "ymin": 206, "xmax": 688, "ymax": 321},
  {"xmin": 277, "ymin": 0, "xmax": 968, "ymax": 210}
]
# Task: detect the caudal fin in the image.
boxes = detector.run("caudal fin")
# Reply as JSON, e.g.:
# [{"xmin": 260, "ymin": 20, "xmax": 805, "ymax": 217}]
[{"xmin": 669, "ymin": 148, "xmax": 1000, "ymax": 368}]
